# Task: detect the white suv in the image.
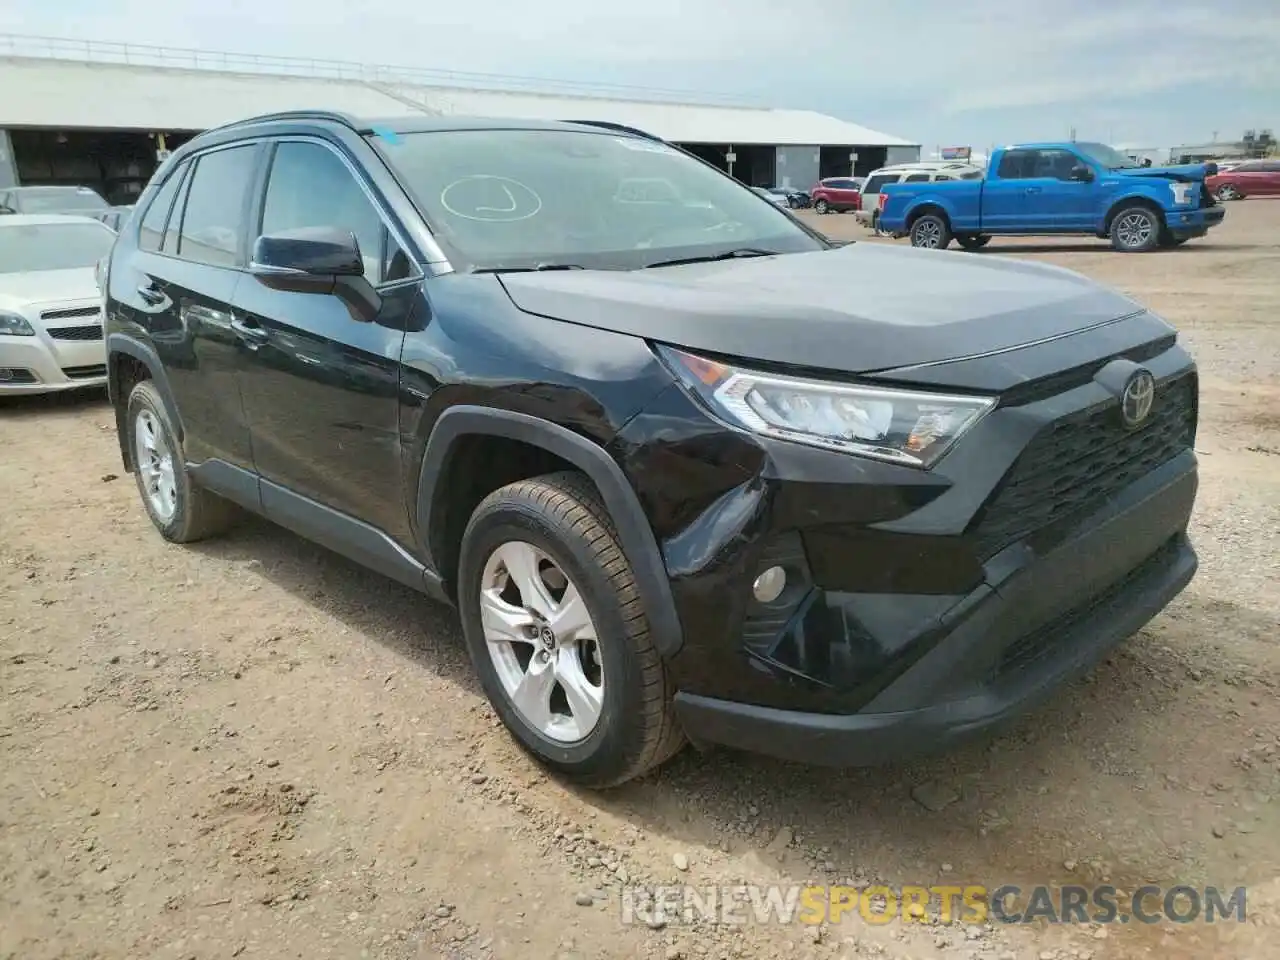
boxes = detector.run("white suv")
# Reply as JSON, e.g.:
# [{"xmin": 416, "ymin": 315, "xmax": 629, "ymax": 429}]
[
  {"xmin": 853, "ymin": 163, "xmax": 983, "ymax": 228},
  {"xmin": 0, "ymin": 215, "xmax": 116, "ymax": 395}
]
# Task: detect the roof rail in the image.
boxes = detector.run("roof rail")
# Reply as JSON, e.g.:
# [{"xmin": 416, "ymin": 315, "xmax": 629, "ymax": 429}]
[
  {"xmin": 563, "ymin": 119, "xmax": 665, "ymax": 142},
  {"xmin": 206, "ymin": 110, "xmax": 370, "ymax": 134}
]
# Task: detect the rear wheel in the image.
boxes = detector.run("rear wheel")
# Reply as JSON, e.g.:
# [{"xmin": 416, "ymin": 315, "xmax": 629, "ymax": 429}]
[
  {"xmin": 909, "ymin": 213, "xmax": 952, "ymax": 249},
  {"xmin": 1109, "ymin": 206, "xmax": 1162, "ymax": 252},
  {"xmin": 956, "ymin": 234, "xmax": 991, "ymax": 251},
  {"xmin": 126, "ymin": 381, "xmax": 237, "ymax": 542},
  {"xmin": 814, "ymin": 198, "xmax": 829, "ymax": 214},
  {"xmin": 1215, "ymin": 183, "xmax": 1242, "ymax": 201},
  {"xmin": 457, "ymin": 472, "xmax": 684, "ymax": 787}
]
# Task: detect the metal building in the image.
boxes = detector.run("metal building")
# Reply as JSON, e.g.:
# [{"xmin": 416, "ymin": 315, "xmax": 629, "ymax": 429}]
[{"xmin": 0, "ymin": 36, "xmax": 919, "ymax": 202}]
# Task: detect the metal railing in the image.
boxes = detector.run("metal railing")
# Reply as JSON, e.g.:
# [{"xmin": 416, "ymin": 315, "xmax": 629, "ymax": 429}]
[{"xmin": 0, "ymin": 33, "xmax": 759, "ymax": 106}]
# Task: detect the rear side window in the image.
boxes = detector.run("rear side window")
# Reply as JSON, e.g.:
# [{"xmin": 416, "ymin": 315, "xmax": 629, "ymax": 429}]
[
  {"xmin": 174, "ymin": 145, "xmax": 258, "ymax": 268},
  {"xmin": 997, "ymin": 150, "xmax": 1035, "ymax": 179},
  {"xmin": 138, "ymin": 160, "xmax": 189, "ymax": 253},
  {"xmin": 862, "ymin": 173, "xmax": 899, "ymax": 193},
  {"xmin": 903, "ymin": 173, "xmax": 930, "ymax": 183}
]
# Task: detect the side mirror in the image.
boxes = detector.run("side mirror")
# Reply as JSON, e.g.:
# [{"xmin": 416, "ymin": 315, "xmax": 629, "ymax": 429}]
[
  {"xmin": 251, "ymin": 226, "xmax": 364, "ymax": 281},
  {"xmin": 250, "ymin": 226, "xmax": 380, "ymax": 323},
  {"xmin": 1069, "ymin": 164, "xmax": 1094, "ymax": 182}
]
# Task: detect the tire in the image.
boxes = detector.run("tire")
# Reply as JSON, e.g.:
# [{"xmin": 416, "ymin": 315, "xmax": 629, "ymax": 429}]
[
  {"xmin": 1215, "ymin": 184, "xmax": 1242, "ymax": 201},
  {"xmin": 1109, "ymin": 205, "xmax": 1162, "ymax": 252},
  {"xmin": 814, "ymin": 198, "xmax": 829, "ymax": 214},
  {"xmin": 909, "ymin": 212, "xmax": 952, "ymax": 249},
  {"xmin": 125, "ymin": 381, "xmax": 237, "ymax": 542},
  {"xmin": 457, "ymin": 471, "xmax": 684, "ymax": 787},
  {"xmin": 956, "ymin": 234, "xmax": 991, "ymax": 251}
]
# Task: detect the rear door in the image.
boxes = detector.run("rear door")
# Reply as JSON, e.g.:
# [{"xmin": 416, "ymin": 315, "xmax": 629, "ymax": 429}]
[
  {"xmin": 1257, "ymin": 161, "xmax": 1280, "ymax": 195},
  {"xmin": 982, "ymin": 149, "xmax": 1054, "ymax": 231},
  {"xmin": 112, "ymin": 144, "xmax": 261, "ymax": 472},
  {"xmin": 231, "ymin": 136, "xmax": 421, "ymax": 543}
]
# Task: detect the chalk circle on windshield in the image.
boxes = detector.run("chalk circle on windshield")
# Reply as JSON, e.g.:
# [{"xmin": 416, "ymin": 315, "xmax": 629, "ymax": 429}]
[{"xmin": 440, "ymin": 175, "xmax": 543, "ymax": 222}]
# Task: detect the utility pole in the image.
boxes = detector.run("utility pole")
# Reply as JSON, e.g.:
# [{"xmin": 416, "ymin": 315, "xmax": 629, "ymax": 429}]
[{"xmin": 1069, "ymin": 126, "xmax": 1077, "ymax": 142}]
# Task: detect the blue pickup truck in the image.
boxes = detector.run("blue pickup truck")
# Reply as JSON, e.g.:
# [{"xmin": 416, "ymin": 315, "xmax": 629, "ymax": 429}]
[{"xmin": 878, "ymin": 141, "xmax": 1225, "ymax": 252}]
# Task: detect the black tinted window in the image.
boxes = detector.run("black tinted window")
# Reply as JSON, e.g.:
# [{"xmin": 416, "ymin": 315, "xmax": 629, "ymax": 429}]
[
  {"xmin": 862, "ymin": 174, "xmax": 898, "ymax": 193},
  {"xmin": 176, "ymin": 146, "xmax": 256, "ymax": 268},
  {"xmin": 1031, "ymin": 149, "xmax": 1079, "ymax": 180},
  {"xmin": 1260, "ymin": 162, "xmax": 1280, "ymax": 173},
  {"xmin": 997, "ymin": 150, "xmax": 1035, "ymax": 179},
  {"xmin": 903, "ymin": 173, "xmax": 930, "ymax": 183},
  {"xmin": 138, "ymin": 160, "xmax": 188, "ymax": 253},
  {"xmin": 260, "ymin": 141, "xmax": 404, "ymax": 284}
]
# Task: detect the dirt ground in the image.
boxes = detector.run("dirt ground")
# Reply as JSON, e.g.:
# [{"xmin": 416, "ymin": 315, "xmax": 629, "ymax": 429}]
[{"xmin": 3, "ymin": 200, "xmax": 1278, "ymax": 960}]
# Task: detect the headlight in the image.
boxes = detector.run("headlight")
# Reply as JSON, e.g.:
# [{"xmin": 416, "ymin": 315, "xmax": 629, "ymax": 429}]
[
  {"xmin": 0, "ymin": 311, "xmax": 36, "ymax": 336},
  {"xmin": 659, "ymin": 345, "xmax": 995, "ymax": 469},
  {"xmin": 1169, "ymin": 182, "xmax": 1195, "ymax": 205}
]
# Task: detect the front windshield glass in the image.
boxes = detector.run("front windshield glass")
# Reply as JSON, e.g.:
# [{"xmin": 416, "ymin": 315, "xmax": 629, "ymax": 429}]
[
  {"xmin": 1075, "ymin": 142, "xmax": 1141, "ymax": 170},
  {"xmin": 15, "ymin": 187, "xmax": 110, "ymax": 213},
  {"xmin": 0, "ymin": 222, "xmax": 116, "ymax": 273},
  {"xmin": 375, "ymin": 129, "xmax": 825, "ymax": 270}
]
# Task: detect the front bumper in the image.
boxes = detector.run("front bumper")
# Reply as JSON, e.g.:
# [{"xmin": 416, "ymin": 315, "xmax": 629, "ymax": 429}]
[
  {"xmin": 1166, "ymin": 205, "xmax": 1226, "ymax": 238},
  {"xmin": 0, "ymin": 325, "xmax": 106, "ymax": 396},
  {"xmin": 674, "ymin": 473, "xmax": 1196, "ymax": 766}
]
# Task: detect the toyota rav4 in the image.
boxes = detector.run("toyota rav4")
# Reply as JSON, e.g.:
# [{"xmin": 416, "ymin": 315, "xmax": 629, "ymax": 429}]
[{"xmin": 102, "ymin": 111, "xmax": 1199, "ymax": 787}]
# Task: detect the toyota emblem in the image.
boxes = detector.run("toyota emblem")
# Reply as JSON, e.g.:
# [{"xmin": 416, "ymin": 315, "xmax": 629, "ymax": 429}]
[{"xmin": 1120, "ymin": 369, "xmax": 1155, "ymax": 428}]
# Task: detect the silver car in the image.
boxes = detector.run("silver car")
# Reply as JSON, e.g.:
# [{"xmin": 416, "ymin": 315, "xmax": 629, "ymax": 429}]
[{"xmin": 0, "ymin": 215, "xmax": 117, "ymax": 395}]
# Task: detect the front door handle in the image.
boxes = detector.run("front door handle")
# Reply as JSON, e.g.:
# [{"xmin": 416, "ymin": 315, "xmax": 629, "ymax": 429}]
[
  {"xmin": 1025, "ymin": 186, "xmax": 1042, "ymax": 194},
  {"xmin": 230, "ymin": 317, "xmax": 270, "ymax": 347},
  {"xmin": 137, "ymin": 283, "xmax": 166, "ymax": 306}
]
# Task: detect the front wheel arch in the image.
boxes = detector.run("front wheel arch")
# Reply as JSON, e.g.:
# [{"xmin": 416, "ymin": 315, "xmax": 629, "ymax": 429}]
[
  {"xmin": 416, "ymin": 406, "xmax": 684, "ymax": 657},
  {"xmin": 1103, "ymin": 196, "xmax": 1165, "ymax": 237}
]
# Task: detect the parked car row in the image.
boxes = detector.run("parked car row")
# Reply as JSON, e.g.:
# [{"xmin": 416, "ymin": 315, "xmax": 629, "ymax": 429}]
[{"xmin": 1206, "ymin": 159, "xmax": 1280, "ymax": 201}]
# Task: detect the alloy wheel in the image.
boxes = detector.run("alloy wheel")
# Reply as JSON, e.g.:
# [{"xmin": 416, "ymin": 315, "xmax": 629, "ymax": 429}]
[
  {"xmin": 1115, "ymin": 211, "xmax": 1155, "ymax": 250},
  {"xmin": 913, "ymin": 219, "xmax": 943, "ymax": 248},
  {"xmin": 1216, "ymin": 184, "xmax": 1239, "ymax": 201},
  {"xmin": 134, "ymin": 409, "xmax": 177, "ymax": 521},
  {"xmin": 480, "ymin": 540, "xmax": 605, "ymax": 743}
]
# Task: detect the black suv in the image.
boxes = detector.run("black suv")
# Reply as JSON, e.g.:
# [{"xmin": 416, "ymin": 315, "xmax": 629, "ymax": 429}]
[{"xmin": 103, "ymin": 111, "xmax": 1199, "ymax": 787}]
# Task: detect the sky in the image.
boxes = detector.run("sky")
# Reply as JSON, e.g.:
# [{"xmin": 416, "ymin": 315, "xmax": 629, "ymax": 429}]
[{"xmin": 2, "ymin": 0, "xmax": 1277, "ymax": 151}]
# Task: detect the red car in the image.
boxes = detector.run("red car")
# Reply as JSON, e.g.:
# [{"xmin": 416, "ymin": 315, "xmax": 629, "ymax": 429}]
[
  {"xmin": 810, "ymin": 177, "xmax": 865, "ymax": 214},
  {"xmin": 1206, "ymin": 159, "xmax": 1280, "ymax": 201}
]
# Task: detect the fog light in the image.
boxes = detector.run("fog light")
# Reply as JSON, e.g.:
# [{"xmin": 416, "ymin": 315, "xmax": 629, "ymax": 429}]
[{"xmin": 752, "ymin": 565, "xmax": 787, "ymax": 603}]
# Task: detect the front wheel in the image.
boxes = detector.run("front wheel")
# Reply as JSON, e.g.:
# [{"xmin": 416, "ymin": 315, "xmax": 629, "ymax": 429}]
[
  {"xmin": 909, "ymin": 213, "xmax": 952, "ymax": 249},
  {"xmin": 956, "ymin": 234, "xmax": 991, "ymax": 250},
  {"xmin": 1109, "ymin": 206, "xmax": 1162, "ymax": 252},
  {"xmin": 457, "ymin": 472, "xmax": 685, "ymax": 787},
  {"xmin": 814, "ymin": 198, "xmax": 829, "ymax": 214}
]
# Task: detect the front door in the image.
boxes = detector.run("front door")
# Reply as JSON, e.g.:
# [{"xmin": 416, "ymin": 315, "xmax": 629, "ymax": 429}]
[{"xmin": 232, "ymin": 138, "xmax": 420, "ymax": 543}]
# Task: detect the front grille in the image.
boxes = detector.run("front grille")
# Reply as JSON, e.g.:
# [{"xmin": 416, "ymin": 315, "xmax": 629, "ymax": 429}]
[
  {"xmin": 47, "ymin": 325, "xmax": 104, "ymax": 341},
  {"xmin": 1200, "ymin": 186, "xmax": 1216, "ymax": 208},
  {"xmin": 41, "ymin": 306, "xmax": 101, "ymax": 321},
  {"xmin": 992, "ymin": 537, "xmax": 1181, "ymax": 678},
  {"xmin": 61, "ymin": 364, "xmax": 107, "ymax": 380},
  {"xmin": 970, "ymin": 375, "xmax": 1196, "ymax": 559}
]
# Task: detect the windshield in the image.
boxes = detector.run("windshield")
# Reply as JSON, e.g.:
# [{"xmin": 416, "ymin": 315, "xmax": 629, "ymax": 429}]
[
  {"xmin": 0, "ymin": 222, "xmax": 116, "ymax": 273},
  {"xmin": 373, "ymin": 129, "xmax": 825, "ymax": 270},
  {"xmin": 14, "ymin": 187, "xmax": 110, "ymax": 213},
  {"xmin": 1074, "ymin": 142, "xmax": 1142, "ymax": 170}
]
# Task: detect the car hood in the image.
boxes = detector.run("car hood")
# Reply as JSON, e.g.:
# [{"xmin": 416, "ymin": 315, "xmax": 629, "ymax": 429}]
[
  {"xmin": 0, "ymin": 268, "xmax": 99, "ymax": 310},
  {"xmin": 497, "ymin": 243, "xmax": 1144, "ymax": 373},
  {"xmin": 1113, "ymin": 163, "xmax": 1210, "ymax": 183}
]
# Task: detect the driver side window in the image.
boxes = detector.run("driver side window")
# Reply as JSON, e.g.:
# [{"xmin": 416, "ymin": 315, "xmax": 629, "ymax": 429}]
[{"xmin": 260, "ymin": 141, "xmax": 413, "ymax": 285}]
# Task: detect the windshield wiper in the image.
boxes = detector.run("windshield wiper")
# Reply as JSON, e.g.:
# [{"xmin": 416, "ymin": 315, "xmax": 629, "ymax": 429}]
[
  {"xmin": 643, "ymin": 247, "xmax": 777, "ymax": 269},
  {"xmin": 471, "ymin": 263, "xmax": 587, "ymax": 274}
]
